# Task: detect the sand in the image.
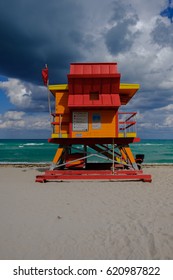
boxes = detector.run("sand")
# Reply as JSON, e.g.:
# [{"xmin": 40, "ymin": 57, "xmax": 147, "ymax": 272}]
[{"xmin": 0, "ymin": 165, "xmax": 173, "ymax": 260}]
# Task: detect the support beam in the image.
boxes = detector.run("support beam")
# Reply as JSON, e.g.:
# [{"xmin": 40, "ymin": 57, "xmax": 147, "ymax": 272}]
[
  {"xmin": 50, "ymin": 145, "xmax": 64, "ymax": 170},
  {"xmin": 119, "ymin": 145, "xmax": 139, "ymax": 170}
]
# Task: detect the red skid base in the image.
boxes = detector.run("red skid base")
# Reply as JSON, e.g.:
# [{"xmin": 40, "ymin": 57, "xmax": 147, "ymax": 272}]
[{"xmin": 35, "ymin": 169, "xmax": 152, "ymax": 183}]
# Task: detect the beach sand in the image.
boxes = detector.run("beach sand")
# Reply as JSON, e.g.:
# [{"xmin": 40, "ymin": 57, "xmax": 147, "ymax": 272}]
[{"xmin": 0, "ymin": 165, "xmax": 173, "ymax": 260}]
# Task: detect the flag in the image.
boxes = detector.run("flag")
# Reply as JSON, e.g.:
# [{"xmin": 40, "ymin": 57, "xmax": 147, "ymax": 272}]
[{"xmin": 42, "ymin": 66, "xmax": 48, "ymax": 86}]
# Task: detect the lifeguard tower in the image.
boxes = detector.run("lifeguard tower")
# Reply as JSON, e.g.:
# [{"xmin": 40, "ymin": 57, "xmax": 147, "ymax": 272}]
[{"xmin": 36, "ymin": 62, "xmax": 152, "ymax": 182}]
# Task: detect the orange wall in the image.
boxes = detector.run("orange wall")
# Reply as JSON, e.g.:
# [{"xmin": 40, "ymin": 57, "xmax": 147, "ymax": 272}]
[
  {"xmin": 55, "ymin": 91, "xmax": 69, "ymax": 114},
  {"xmin": 54, "ymin": 91, "xmax": 69, "ymax": 135},
  {"xmin": 71, "ymin": 110, "xmax": 117, "ymax": 138},
  {"xmin": 54, "ymin": 91, "xmax": 118, "ymax": 138}
]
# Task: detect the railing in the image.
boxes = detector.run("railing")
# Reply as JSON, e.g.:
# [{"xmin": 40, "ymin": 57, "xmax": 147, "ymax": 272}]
[
  {"xmin": 51, "ymin": 112, "xmax": 137, "ymax": 138},
  {"xmin": 118, "ymin": 112, "xmax": 137, "ymax": 138},
  {"xmin": 51, "ymin": 113, "xmax": 69, "ymax": 138}
]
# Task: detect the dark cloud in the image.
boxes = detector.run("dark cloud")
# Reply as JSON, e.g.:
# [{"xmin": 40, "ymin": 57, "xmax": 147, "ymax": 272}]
[
  {"xmin": 105, "ymin": 19, "xmax": 140, "ymax": 55},
  {"xmin": 104, "ymin": 1, "xmax": 140, "ymax": 55},
  {"xmin": 126, "ymin": 89, "xmax": 173, "ymax": 112},
  {"xmin": 0, "ymin": 0, "xmax": 87, "ymax": 85},
  {"xmin": 151, "ymin": 19, "xmax": 173, "ymax": 47},
  {"xmin": 108, "ymin": 0, "xmax": 127, "ymax": 22}
]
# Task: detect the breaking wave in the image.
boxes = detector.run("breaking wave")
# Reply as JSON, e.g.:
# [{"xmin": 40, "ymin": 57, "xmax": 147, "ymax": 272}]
[{"xmin": 23, "ymin": 143, "xmax": 45, "ymax": 146}]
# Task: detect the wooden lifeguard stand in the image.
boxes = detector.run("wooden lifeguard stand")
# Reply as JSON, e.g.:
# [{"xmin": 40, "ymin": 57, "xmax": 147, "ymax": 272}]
[{"xmin": 36, "ymin": 62, "xmax": 152, "ymax": 182}]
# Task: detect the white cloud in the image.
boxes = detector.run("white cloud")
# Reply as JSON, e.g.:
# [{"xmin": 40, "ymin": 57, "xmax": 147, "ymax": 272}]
[
  {"xmin": 139, "ymin": 122, "xmax": 153, "ymax": 129},
  {"xmin": 0, "ymin": 78, "xmax": 32, "ymax": 107},
  {"xmin": 0, "ymin": 110, "xmax": 50, "ymax": 130},
  {"xmin": 4, "ymin": 111, "xmax": 25, "ymax": 120},
  {"xmin": 155, "ymin": 104, "xmax": 173, "ymax": 111},
  {"xmin": 0, "ymin": 111, "xmax": 25, "ymax": 129},
  {"xmin": 159, "ymin": 77, "xmax": 173, "ymax": 90},
  {"xmin": 0, "ymin": 78, "xmax": 49, "ymax": 112},
  {"xmin": 0, "ymin": 120, "xmax": 25, "ymax": 129},
  {"xmin": 164, "ymin": 115, "xmax": 173, "ymax": 127}
]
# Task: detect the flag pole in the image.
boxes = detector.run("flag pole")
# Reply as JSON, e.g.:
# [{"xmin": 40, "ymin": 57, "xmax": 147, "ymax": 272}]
[
  {"xmin": 42, "ymin": 64, "xmax": 52, "ymax": 124},
  {"xmin": 46, "ymin": 66, "xmax": 51, "ymax": 118}
]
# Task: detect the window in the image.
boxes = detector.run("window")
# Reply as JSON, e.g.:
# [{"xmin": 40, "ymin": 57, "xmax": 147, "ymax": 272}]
[{"xmin": 90, "ymin": 91, "xmax": 99, "ymax": 100}]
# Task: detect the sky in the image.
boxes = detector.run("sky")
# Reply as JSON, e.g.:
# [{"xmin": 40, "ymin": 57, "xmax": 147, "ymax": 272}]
[{"xmin": 0, "ymin": 0, "xmax": 173, "ymax": 139}]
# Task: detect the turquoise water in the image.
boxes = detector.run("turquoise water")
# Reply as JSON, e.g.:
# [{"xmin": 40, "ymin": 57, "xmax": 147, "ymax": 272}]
[
  {"xmin": 130, "ymin": 139, "xmax": 173, "ymax": 164},
  {"xmin": 0, "ymin": 139, "xmax": 57, "ymax": 163},
  {"xmin": 0, "ymin": 139, "xmax": 173, "ymax": 164}
]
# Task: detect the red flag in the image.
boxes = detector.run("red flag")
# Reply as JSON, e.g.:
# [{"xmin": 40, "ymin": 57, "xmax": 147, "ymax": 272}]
[{"xmin": 42, "ymin": 66, "xmax": 48, "ymax": 86}]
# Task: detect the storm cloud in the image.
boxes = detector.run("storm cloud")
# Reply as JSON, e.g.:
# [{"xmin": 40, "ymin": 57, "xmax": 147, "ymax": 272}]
[
  {"xmin": 151, "ymin": 18, "xmax": 173, "ymax": 47},
  {"xmin": 105, "ymin": 1, "xmax": 140, "ymax": 55},
  {"xmin": 0, "ymin": 0, "xmax": 87, "ymax": 84}
]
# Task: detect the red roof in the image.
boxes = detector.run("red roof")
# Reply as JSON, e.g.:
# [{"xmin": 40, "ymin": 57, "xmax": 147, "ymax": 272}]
[
  {"xmin": 68, "ymin": 63, "xmax": 121, "ymax": 108},
  {"xmin": 69, "ymin": 62, "xmax": 118, "ymax": 74}
]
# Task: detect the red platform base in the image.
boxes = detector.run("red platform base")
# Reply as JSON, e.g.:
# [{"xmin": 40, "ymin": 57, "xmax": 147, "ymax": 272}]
[{"xmin": 35, "ymin": 169, "xmax": 152, "ymax": 183}]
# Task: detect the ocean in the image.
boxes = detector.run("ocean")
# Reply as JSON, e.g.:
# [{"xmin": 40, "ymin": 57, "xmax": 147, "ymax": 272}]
[{"xmin": 0, "ymin": 139, "xmax": 173, "ymax": 164}]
